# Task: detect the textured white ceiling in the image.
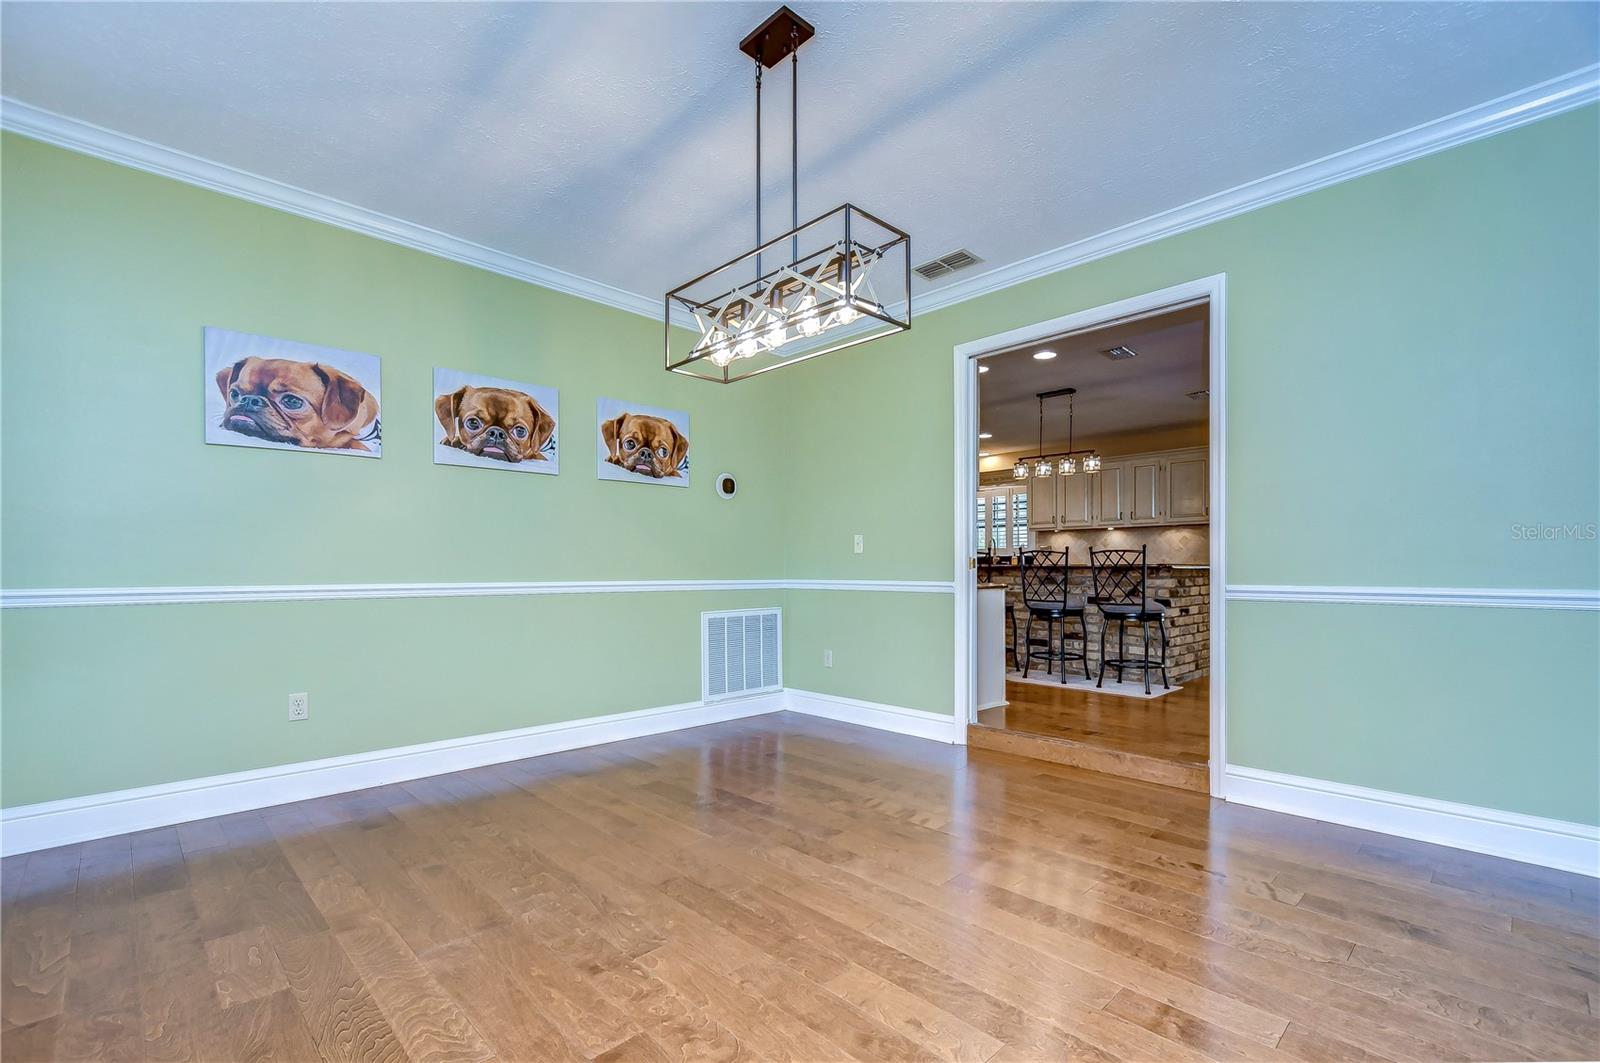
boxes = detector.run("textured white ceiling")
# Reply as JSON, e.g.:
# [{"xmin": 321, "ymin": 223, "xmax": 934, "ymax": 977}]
[
  {"xmin": 4, "ymin": 2, "xmax": 1596, "ymax": 302},
  {"xmin": 978, "ymin": 305, "xmax": 1208, "ymax": 455}
]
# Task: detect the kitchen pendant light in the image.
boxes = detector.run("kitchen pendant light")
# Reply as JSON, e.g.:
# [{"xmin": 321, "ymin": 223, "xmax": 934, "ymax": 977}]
[
  {"xmin": 1015, "ymin": 387, "xmax": 1103, "ymax": 480},
  {"xmin": 666, "ymin": 6, "xmax": 912, "ymax": 383}
]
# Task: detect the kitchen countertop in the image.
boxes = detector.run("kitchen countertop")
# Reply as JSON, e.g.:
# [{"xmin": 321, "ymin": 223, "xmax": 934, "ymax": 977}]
[{"xmin": 979, "ymin": 562, "xmax": 1208, "ymax": 571}]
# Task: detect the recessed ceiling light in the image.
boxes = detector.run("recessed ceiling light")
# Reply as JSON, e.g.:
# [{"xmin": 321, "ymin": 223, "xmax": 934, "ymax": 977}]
[
  {"xmin": 1033, "ymin": 350, "xmax": 1057, "ymax": 361},
  {"xmin": 978, "ymin": 432, "xmax": 992, "ymax": 439},
  {"xmin": 979, "ymin": 452, "xmax": 992, "ymax": 458},
  {"xmin": 977, "ymin": 365, "xmax": 989, "ymax": 374}
]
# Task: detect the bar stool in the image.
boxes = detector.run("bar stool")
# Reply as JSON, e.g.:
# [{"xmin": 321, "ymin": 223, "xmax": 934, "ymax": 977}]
[
  {"xmin": 1019, "ymin": 549, "xmax": 1090, "ymax": 683},
  {"xmin": 1090, "ymin": 546, "xmax": 1171, "ymax": 695}
]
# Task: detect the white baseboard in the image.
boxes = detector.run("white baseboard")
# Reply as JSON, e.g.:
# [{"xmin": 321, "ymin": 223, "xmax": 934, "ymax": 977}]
[
  {"xmin": 0, "ymin": 693, "xmax": 782, "ymax": 857},
  {"xmin": 784, "ymin": 689, "xmax": 962, "ymax": 744},
  {"xmin": 1224, "ymin": 765, "xmax": 1600, "ymax": 878}
]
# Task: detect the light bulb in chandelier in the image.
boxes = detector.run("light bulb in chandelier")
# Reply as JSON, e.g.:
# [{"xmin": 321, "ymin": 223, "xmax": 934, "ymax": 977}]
[
  {"xmin": 796, "ymin": 294, "xmax": 822, "ymax": 337},
  {"xmin": 732, "ymin": 327, "xmax": 760, "ymax": 360},
  {"xmin": 1058, "ymin": 456, "xmax": 1076, "ymax": 476},
  {"xmin": 1033, "ymin": 458, "xmax": 1053, "ymax": 478},
  {"xmin": 1012, "ymin": 460, "xmax": 1030, "ymax": 480},
  {"xmin": 1084, "ymin": 453, "xmax": 1102, "ymax": 473},
  {"xmin": 761, "ymin": 310, "xmax": 788, "ymax": 351}
]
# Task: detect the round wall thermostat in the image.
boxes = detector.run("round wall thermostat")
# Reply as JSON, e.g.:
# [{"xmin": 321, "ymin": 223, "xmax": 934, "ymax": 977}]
[{"xmin": 715, "ymin": 473, "xmax": 738, "ymax": 499}]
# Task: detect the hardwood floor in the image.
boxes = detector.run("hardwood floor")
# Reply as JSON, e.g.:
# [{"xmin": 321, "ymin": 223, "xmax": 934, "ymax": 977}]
[
  {"xmin": 3, "ymin": 711, "xmax": 1597, "ymax": 1062},
  {"xmin": 975, "ymin": 678, "xmax": 1209, "ymax": 791},
  {"xmin": 981, "ymin": 677, "xmax": 1209, "ymax": 766}
]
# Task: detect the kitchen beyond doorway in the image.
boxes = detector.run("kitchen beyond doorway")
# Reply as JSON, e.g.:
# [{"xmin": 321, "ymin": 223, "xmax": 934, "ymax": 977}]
[{"xmin": 962, "ymin": 284, "xmax": 1219, "ymax": 793}]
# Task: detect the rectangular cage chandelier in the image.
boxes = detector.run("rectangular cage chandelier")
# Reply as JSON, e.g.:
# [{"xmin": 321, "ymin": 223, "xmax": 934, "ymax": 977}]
[{"xmin": 665, "ymin": 7, "xmax": 911, "ymax": 384}]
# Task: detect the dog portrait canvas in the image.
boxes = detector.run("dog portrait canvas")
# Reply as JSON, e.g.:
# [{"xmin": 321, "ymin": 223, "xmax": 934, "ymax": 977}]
[
  {"xmin": 433, "ymin": 369, "xmax": 559, "ymax": 475},
  {"xmin": 205, "ymin": 327, "xmax": 382, "ymax": 457},
  {"xmin": 596, "ymin": 397, "xmax": 690, "ymax": 487}
]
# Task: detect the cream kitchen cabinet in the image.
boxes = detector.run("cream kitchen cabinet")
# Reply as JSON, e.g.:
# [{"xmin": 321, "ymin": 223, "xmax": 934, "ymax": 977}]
[
  {"xmin": 1029, "ymin": 465, "xmax": 1100, "ymax": 531},
  {"xmin": 1095, "ymin": 461, "xmax": 1129, "ymax": 525},
  {"xmin": 1126, "ymin": 457, "xmax": 1164, "ymax": 525},
  {"xmin": 1165, "ymin": 452, "xmax": 1209, "ymax": 523},
  {"xmin": 1024, "ymin": 446, "xmax": 1208, "ymax": 531},
  {"xmin": 1026, "ymin": 469, "xmax": 1058, "ymax": 530}
]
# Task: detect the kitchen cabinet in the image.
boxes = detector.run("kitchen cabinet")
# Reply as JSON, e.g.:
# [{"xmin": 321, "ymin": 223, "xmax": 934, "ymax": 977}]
[
  {"xmin": 1021, "ymin": 446, "xmax": 1209, "ymax": 531},
  {"xmin": 1058, "ymin": 470, "xmax": 1096, "ymax": 527},
  {"xmin": 1165, "ymin": 453, "xmax": 1208, "ymax": 522},
  {"xmin": 1026, "ymin": 470, "xmax": 1058, "ymax": 530},
  {"xmin": 1096, "ymin": 462, "xmax": 1128, "ymax": 525},
  {"xmin": 1127, "ymin": 457, "xmax": 1163, "ymax": 525}
]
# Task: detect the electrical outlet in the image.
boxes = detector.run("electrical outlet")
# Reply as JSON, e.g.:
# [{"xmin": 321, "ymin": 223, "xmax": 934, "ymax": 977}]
[
  {"xmin": 824, "ymin": 649, "xmax": 833, "ymax": 668},
  {"xmin": 288, "ymin": 692, "xmax": 309, "ymax": 721},
  {"xmin": 853, "ymin": 534, "xmax": 864, "ymax": 554}
]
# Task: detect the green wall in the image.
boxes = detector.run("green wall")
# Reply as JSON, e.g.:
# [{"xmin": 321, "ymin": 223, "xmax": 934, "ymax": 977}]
[
  {"xmin": 778, "ymin": 106, "xmax": 1600, "ymax": 824},
  {"xmin": 0, "ymin": 134, "xmax": 791, "ymax": 806},
  {"xmin": 5, "ymin": 107, "xmax": 1598, "ymax": 825}
]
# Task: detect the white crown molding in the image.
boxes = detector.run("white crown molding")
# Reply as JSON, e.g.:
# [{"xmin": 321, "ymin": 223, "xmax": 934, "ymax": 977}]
[
  {"xmin": 0, "ymin": 691, "xmax": 784, "ymax": 857},
  {"xmin": 915, "ymin": 65, "xmax": 1600, "ymax": 316},
  {"xmin": 785, "ymin": 688, "xmax": 963, "ymax": 745},
  {"xmin": 7, "ymin": 67, "xmax": 1597, "ymax": 328},
  {"xmin": 0, "ymin": 97, "xmax": 667, "ymax": 322},
  {"xmin": 0, "ymin": 577, "xmax": 956, "ymax": 609},
  {"xmin": 1225, "ymin": 584, "xmax": 1600, "ymax": 611},
  {"xmin": 1224, "ymin": 765, "xmax": 1599, "ymax": 878}
]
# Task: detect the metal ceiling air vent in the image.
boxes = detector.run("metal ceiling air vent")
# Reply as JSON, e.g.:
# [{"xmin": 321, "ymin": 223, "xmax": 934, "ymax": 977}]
[
  {"xmin": 913, "ymin": 249, "xmax": 983, "ymax": 280},
  {"xmin": 1102, "ymin": 345, "xmax": 1139, "ymax": 361},
  {"xmin": 1187, "ymin": 388, "xmax": 1210, "ymax": 401}
]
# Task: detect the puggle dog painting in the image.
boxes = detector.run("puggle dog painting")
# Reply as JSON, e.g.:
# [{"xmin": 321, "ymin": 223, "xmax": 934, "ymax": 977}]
[
  {"xmin": 597, "ymin": 397, "xmax": 690, "ymax": 487},
  {"xmin": 433, "ymin": 369, "xmax": 559, "ymax": 474},
  {"xmin": 205, "ymin": 328, "xmax": 382, "ymax": 457}
]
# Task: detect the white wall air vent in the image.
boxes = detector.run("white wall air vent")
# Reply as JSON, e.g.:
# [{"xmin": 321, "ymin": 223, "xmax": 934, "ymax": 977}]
[
  {"xmin": 702, "ymin": 608, "xmax": 782, "ymax": 702},
  {"xmin": 913, "ymin": 249, "xmax": 983, "ymax": 280}
]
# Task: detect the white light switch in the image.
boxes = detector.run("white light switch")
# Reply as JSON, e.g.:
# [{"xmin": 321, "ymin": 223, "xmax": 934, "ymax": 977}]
[
  {"xmin": 824, "ymin": 649, "xmax": 833, "ymax": 668},
  {"xmin": 853, "ymin": 534, "xmax": 864, "ymax": 554}
]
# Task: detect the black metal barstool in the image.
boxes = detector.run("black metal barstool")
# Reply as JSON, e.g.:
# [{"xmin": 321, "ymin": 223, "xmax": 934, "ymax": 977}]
[
  {"xmin": 1090, "ymin": 546, "xmax": 1171, "ymax": 694},
  {"xmin": 1018, "ymin": 550, "xmax": 1090, "ymax": 683}
]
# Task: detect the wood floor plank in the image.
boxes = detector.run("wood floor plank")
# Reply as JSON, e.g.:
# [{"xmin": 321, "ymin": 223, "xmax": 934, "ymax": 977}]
[
  {"xmin": 4, "ymin": 714, "xmax": 1595, "ymax": 1063},
  {"xmin": 421, "ymin": 939, "xmax": 585, "ymax": 1063},
  {"xmin": 204, "ymin": 927, "xmax": 288, "ymax": 1010},
  {"xmin": 273, "ymin": 930, "xmax": 404, "ymax": 1063},
  {"xmin": 335, "ymin": 918, "xmax": 493, "ymax": 1063}
]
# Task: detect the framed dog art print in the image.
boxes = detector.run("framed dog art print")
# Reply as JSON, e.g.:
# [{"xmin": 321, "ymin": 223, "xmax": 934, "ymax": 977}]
[
  {"xmin": 596, "ymin": 397, "xmax": 690, "ymax": 488},
  {"xmin": 205, "ymin": 327, "xmax": 382, "ymax": 457},
  {"xmin": 433, "ymin": 369, "xmax": 559, "ymax": 474}
]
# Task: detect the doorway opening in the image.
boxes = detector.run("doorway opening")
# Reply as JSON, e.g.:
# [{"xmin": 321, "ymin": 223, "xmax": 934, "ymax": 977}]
[{"xmin": 951, "ymin": 276, "xmax": 1226, "ymax": 795}]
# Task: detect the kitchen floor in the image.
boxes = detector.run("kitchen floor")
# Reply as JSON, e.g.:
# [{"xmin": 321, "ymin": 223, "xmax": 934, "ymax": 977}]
[{"xmin": 977, "ymin": 676, "xmax": 1208, "ymax": 777}]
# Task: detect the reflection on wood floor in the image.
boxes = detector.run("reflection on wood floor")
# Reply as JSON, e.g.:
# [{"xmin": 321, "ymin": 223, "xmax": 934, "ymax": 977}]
[
  {"xmin": 975, "ymin": 676, "xmax": 1210, "ymax": 791},
  {"xmin": 983, "ymin": 675, "xmax": 1209, "ymax": 762},
  {"xmin": 3, "ymin": 711, "xmax": 1597, "ymax": 1062}
]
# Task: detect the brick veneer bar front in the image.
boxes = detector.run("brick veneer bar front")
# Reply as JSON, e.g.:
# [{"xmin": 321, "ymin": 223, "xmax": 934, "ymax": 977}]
[{"xmin": 984, "ymin": 563, "xmax": 1210, "ymax": 683}]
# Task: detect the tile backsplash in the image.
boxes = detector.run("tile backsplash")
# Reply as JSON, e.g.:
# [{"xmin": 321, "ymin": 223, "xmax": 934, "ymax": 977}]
[{"xmin": 1032, "ymin": 524, "xmax": 1209, "ymax": 566}]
